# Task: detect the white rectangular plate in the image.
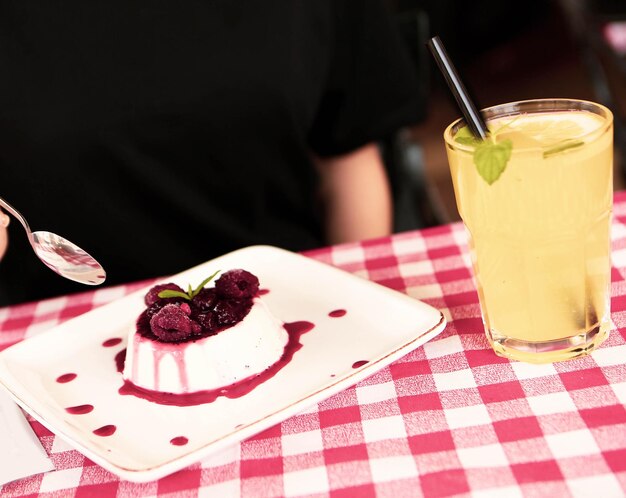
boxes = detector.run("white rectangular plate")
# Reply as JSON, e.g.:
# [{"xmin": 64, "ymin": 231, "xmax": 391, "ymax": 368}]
[{"xmin": 0, "ymin": 246, "xmax": 446, "ymax": 482}]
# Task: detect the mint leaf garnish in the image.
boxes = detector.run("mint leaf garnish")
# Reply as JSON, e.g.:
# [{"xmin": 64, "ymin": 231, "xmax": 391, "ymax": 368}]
[
  {"xmin": 190, "ymin": 270, "xmax": 220, "ymax": 298},
  {"xmin": 543, "ymin": 140, "xmax": 584, "ymax": 158},
  {"xmin": 157, "ymin": 290, "xmax": 192, "ymax": 300},
  {"xmin": 454, "ymin": 126, "xmax": 482, "ymax": 146},
  {"xmin": 157, "ymin": 270, "xmax": 221, "ymax": 300},
  {"xmin": 474, "ymin": 139, "xmax": 512, "ymax": 185},
  {"xmin": 455, "ymin": 125, "xmax": 513, "ymax": 185}
]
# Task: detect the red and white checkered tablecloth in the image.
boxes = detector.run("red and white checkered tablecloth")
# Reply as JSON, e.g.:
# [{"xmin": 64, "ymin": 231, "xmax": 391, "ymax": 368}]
[{"xmin": 2, "ymin": 194, "xmax": 626, "ymax": 498}]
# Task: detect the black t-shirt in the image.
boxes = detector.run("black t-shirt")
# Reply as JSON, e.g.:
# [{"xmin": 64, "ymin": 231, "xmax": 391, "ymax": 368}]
[{"xmin": 0, "ymin": 0, "xmax": 422, "ymax": 305}]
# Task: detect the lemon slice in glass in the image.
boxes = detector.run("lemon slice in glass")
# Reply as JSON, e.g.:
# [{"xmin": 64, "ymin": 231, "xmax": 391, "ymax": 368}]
[{"xmin": 492, "ymin": 114, "xmax": 592, "ymax": 148}]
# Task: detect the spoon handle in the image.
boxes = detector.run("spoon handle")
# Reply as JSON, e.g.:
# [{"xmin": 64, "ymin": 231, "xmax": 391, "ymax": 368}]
[{"xmin": 0, "ymin": 196, "xmax": 33, "ymax": 237}]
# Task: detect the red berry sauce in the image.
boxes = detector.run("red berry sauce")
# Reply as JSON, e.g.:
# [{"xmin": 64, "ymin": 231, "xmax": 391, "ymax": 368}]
[
  {"xmin": 93, "ymin": 425, "xmax": 116, "ymax": 437},
  {"xmin": 102, "ymin": 338, "xmax": 123, "ymax": 347},
  {"xmin": 170, "ymin": 436, "xmax": 189, "ymax": 446},
  {"xmin": 56, "ymin": 373, "xmax": 77, "ymax": 383},
  {"xmin": 65, "ymin": 404, "xmax": 94, "ymax": 415},
  {"xmin": 118, "ymin": 320, "xmax": 315, "ymax": 406},
  {"xmin": 115, "ymin": 349, "xmax": 126, "ymax": 373},
  {"xmin": 328, "ymin": 309, "xmax": 347, "ymax": 318}
]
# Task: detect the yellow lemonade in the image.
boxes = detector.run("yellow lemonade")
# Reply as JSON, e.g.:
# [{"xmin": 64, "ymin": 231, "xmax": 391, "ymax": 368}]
[{"xmin": 444, "ymin": 100, "xmax": 613, "ymax": 362}]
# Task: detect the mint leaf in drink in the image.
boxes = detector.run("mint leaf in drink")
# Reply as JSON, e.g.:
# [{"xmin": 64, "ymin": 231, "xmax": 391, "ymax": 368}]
[
  {"xmin": 474, "ymin": 139, "xmax": 512, "ymax": 185},
  {"xmin": 454, "ymin": 126, "xmax": 482, "ymax": 146},
  {"xmin": 454, "ymin": 125, "xmax": 513, "ymax": 184},
  {"xmin": 543, "ymin": 139, "xmax": 584, "ymax": 158}
]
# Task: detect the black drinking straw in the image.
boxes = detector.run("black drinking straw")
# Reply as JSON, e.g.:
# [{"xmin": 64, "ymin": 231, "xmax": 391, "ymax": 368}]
[{"xmin": 427, "ymin": 36, "xmax": 489, "ymax": 140}]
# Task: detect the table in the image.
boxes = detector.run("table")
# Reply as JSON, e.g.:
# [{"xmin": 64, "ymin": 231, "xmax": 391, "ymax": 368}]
[{"xmin": 1, "ymin": 195, "xmax": 626, "ymax": 498}]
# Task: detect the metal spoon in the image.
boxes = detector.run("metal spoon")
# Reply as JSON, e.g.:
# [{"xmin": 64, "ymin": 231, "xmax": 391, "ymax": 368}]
[{"xmin": 0, "ymin": 196, "xmax": 106, "ymax": 285}]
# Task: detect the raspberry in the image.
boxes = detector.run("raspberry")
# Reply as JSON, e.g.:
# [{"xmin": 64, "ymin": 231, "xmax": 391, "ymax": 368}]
[
  {"xmin": 215, "ymin": 269, "xmax": 259, "ymax": 299},
  {"xmin": 136, "ymin": 309, "xmax": 151, "ymax": 334},
  {"xmin": 145, "ymin": 301, "xmax": 166, "ymax": 320},
  {"xmin": 144, "ymin": 283, "xmax": 185, "ymax": 306},
  {"xmin": 213, "ymin": 299, "xmax": 241, "ymax": 326},
  {"xmin": 193, "ymin": 311, "xmax": 216, "ymax": 330},
  {"xmin": 213, "ymin": 298, "xmax": 252, "ymax": 326},
  {"xmin": 139, "ymin": 270, "xmax": 260, "ymax": 342},
  {"xmin": 150, "ymin": 303, "xmax": 202, "ymax": 342},
  {"xmin": 193, "ymin": 287, "xmax": 218, "ymax": 311}
]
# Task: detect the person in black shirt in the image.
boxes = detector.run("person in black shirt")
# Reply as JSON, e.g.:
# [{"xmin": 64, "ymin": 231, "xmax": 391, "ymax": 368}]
[{"xmin": 0, "ymin": 0, "xmax": 423, "ymax": 305}]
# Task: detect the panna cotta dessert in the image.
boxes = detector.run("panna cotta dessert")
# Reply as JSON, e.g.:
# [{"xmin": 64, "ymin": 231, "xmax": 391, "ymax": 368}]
[{"xmin": 122, "ymin": 269, "xmax": 288, "ymax": 394}]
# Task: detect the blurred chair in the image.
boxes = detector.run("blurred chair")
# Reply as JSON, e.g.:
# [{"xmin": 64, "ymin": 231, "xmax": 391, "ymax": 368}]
[
  {"xmin": 558, "ymin": 0, "xmax": 626, "ymax": 175},
  {"xmin": 383, "ymin": 5, "xmax": 446, "ymax": 232}
]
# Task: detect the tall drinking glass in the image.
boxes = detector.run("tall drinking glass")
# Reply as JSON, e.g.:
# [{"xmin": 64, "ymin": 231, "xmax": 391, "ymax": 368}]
[{"xmin": 444, "ymin": 99, "xmax": 613, "ymax": 363}]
